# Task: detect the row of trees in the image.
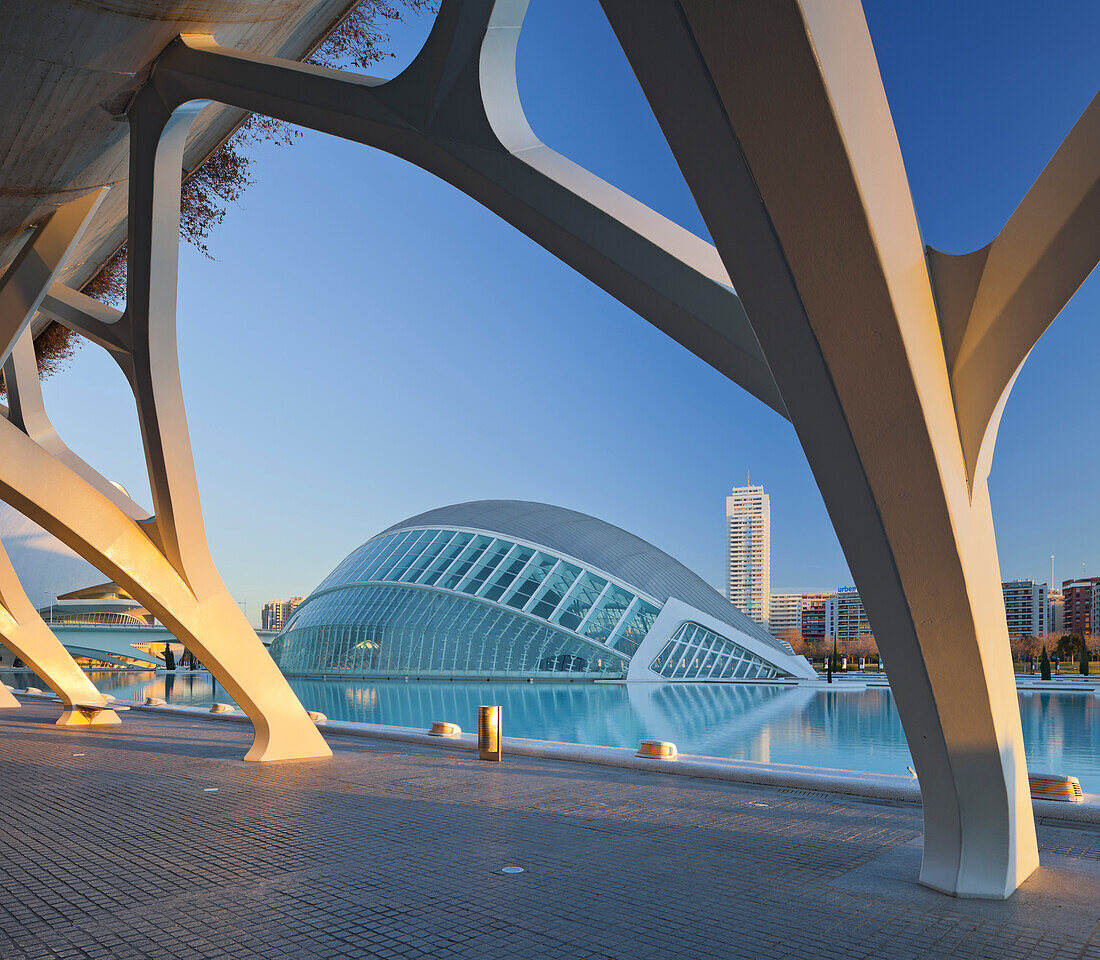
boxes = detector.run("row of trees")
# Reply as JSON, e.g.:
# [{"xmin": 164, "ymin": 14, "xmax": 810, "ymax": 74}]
[
  {"xmin": 781, "ymin": 630, "xmax": 880, "ymax": 663},
  {"xmin": 780, "ymin": 629, "xmax": 1093, "ymax": 675},
  {"xmin": 1009, "ymin": 632, "xmax": 1092, "ymax": 664}
]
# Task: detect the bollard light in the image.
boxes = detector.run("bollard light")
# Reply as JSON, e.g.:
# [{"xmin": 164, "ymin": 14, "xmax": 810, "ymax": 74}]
[
  {"xmin": 145, "ymin": 696, "xmax": 167, "ymax": 706},
  {"xmin": 429, "ymin": 721, "xmax": 461, "ymax": 737},
  {"xmin": 1029, "ymin": 773, "xmax": 1083, "ymax": 802},
  {"xmin": 307, "ymin": 711, "xmax": 327, "ymax": 722},
  {"xmin": 209, "ymin": 702, "xmax": 235, "ymax": 714},
  {"xmin": 636, "ymin": 739, "xmax": 677, "ymax": 760},
  {"xmin": 478, "ymin": 705, "xmax": 502, "ymax": 761}
]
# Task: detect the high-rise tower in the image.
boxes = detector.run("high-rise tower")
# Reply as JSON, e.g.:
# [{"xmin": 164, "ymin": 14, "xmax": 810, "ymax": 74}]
[{"xmin": 726, "ymin": 483, "xmax": 770, "ymax": 624}]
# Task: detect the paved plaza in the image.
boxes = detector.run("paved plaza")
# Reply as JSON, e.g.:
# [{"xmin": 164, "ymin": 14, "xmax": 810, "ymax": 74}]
[{"xmin": 1, "ymin": 700, "xmax": 1099, "ymax": 960}]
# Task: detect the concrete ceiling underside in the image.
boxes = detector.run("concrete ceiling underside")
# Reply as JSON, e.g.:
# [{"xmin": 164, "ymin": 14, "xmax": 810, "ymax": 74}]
[{"xmin": 0, "ymin": 0, "xmax": 364, "ymax": 294}]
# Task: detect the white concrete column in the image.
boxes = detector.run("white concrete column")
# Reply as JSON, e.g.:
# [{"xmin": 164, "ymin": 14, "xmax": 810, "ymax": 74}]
[
  {"xmin": 594, "ymin": 0, "xmax": 1086, "ymax": 898},
  {"xmin": 0, "ymin": 191, "xmax": 121, "ymax": 725}
]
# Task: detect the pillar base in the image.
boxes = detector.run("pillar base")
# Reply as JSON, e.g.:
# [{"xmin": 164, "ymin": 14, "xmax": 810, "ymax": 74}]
[
  {"xmin": 919, "ymin": 844, "xmax": 1039, "ymax": 900},
  {"xmin": 243, "ymin": 724, "xmax": 332, "ymax": 762},
  {"xmin": 57, "ymin": 706, "xmax": 122, "ymax": 726}
]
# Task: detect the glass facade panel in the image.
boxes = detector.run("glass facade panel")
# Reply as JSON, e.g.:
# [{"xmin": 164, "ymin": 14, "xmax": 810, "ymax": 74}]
[
  {"xmin": 503, "ymin": 553, "xmax": 558, "ymax": 609},
  {"xmin": 528, "ymin": 562, "xmax": 581, "ymax": 620},
  {"xmin": 649, "ymin": 621, "xmax": 779, "ymax": 680},
  {"xmin": 552, "ymin": 572, "xmax": 608, "ymax": 632},
  {"xmin": 583, "ymin": 584, "xmax": 635, "ymax": 643},
  {"xmin": 607, "ymin": 599, "xmax": 661, "ymax": 656},
  {"xmin": 437, "ymin": 536, "xmax": 494, "ymax": 590},
  {"xmin": 457, "ymin": 539, "xmax": 513, "ymax": 595},
  {"xmin": 479, "ymin": 546, "xmax": 535, "ymax": 602},
  {"xmin": 276, "ymin": 526, "xmax": 796, "ymax": 682},
  {"xmin": 358, "ymin": 533, "xmax": 407, "ymax": 581},
  {"xmin": 418, "ymin": 533, "xmax": 473, "ymax": 585},
  {"xmin": 381, "ymin": 530, "xmax": 437, "ymax": 581},
  {"xmin": 373, "ymin": 531, "xmax": 428, "ymax": 581},
  {"xmin": 269, "ymin": 582, "xmax": 629, "ymax": 679},
  {"xmin": 398, "ymin": 530, "xmax": 453, "ymax": 583}
]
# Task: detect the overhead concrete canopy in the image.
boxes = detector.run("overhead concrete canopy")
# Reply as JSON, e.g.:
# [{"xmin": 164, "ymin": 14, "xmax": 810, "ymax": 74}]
[{"xmin": 0, "ymin": 0, "xmax": 359, "ymax": 297}]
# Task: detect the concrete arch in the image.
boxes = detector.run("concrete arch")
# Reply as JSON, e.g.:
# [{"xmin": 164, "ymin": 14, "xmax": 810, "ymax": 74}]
[
  {"xmin": 6, "ymin": 0, "xmax": 1091, "ymax": 890},
  {"xmin": 0, "ymin": 156, "xmax": 328, "ymax": 760},
  {"xmin": 0, "ymin": 191, "xmax": 121, "ymax": 724},
  {"xmin": 597, "ymin": 0, "xmax": 1096, "ymax": 897}
]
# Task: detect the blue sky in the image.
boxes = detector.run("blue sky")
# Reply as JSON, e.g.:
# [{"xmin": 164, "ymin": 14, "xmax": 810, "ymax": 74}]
[{"xmin": 43, "ymin": 1, "xmax": 1098, "ymax": 623}]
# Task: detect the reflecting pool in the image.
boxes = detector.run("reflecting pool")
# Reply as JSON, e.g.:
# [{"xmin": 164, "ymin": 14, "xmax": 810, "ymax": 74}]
[{"xmin": 8, "ymin": 671, "xmax": 1099, "ymax": 792}]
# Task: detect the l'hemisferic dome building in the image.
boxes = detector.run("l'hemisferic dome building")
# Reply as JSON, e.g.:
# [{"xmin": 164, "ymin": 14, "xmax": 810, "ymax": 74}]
[{"xmin": 270, "ymin": 501, "xmax": 815, "ymax": 682}]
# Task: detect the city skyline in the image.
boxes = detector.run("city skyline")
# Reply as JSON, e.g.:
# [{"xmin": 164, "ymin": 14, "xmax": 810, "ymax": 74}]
[{"xmin": 31, "ymin": 0, "xmax": 1100, "ymax": 624}]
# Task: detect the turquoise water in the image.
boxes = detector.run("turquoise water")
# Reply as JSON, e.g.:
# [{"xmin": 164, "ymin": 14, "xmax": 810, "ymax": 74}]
[{"xmin": 9, "ymin": 671, "xmax": 1099, "ymax": 792}]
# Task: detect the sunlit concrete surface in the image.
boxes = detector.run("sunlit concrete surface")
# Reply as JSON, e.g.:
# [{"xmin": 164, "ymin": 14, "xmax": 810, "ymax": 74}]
[
  {"xmin": 0, "ymin": 0, "xmax": 358, "ymax": 289},
  {"xmin": 2, "ymin": 700, "xmax": 1099, "ymax": 960},
  {"xmin": 1, "ymin": 0, "xmax": 1095, "ymax": 888}
]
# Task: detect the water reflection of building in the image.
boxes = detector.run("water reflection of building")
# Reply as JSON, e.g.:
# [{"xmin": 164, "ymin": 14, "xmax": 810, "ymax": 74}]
[{"xmin": 271, "ymin": 501, "xmax": 815, "ymax": 682}]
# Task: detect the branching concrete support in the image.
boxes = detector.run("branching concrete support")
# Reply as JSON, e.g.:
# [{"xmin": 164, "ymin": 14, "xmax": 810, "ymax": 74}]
[
  {"xmin": 932, "ymin": 93, "xmax": 1099, "ymax": 487},
  {"xmin": 0, "ymin": 193, "xmax": 121, "ymax": 725},
  {"xmin": 80, "ymin": 0, "xmax": 796, "ymax": 761},
  {"xmin": 599, "ymin": 0, "xmax": 1096, "ymax": 898},
  {"xmin": 135, "ymin": 12, "xmax": 786, "ymax": 417},
  {"xmin": 13, "ymin": 0, "xmax": 1088, "ymax": 866},
  {"xmin": 0, "ymin": 367, "xmax": 328, "ymax": 756},
  {"xmin": 0, "ymin": 184, "xmax": 328, "ymax": 759},
  {"xmin": 0, "ymin": 190, "xmax": 107, "ymax": 369},
  {"xmin": 0, "ymin": 535, "xmax": 120, "ymax": 726}
]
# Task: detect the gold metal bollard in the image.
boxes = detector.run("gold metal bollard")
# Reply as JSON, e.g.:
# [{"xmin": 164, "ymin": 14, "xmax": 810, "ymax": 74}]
[{"xmin": 478, "ymin": 705, "xmax": 502, "ymax": 761}]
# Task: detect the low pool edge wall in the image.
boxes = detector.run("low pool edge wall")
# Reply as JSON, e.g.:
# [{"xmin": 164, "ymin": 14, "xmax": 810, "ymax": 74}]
[{"xmin": 11, "ymin": 691, "xmax": 1099, "ymax": 824}]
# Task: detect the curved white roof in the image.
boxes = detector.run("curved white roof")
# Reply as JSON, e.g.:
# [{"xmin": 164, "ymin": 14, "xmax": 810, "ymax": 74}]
[
  {"xmin": 380, "ymin": 500, "xmax": 791, "ymax": 657},
  {"xmin": 0, "ymin": 502, "xmax": 103, "ymax": 610}
]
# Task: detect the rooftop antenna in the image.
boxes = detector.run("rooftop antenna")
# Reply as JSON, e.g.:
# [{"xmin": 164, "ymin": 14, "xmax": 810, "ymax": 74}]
[{"xmin": 1051, "ymin": 554, "xmax": 1055, "ymax": 592}]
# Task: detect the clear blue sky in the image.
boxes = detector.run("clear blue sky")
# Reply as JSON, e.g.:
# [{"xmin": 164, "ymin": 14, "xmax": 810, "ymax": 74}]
[{"xmin": 42, "ymin": 1, "xmax": 1098, "ymax": 624}]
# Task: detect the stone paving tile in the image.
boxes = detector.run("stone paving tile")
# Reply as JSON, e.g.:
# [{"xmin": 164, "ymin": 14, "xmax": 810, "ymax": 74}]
[{"xmin": 1, "ymin": 700, "xmax": 1098, "ymax": 959}]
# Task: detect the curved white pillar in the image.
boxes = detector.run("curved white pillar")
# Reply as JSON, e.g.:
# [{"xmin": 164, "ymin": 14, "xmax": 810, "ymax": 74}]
[
  {"xmin": 13, "ymin": 0, "xmax": 1092, "ymax": 876},
  {"xmin": 599, "ymin": 0, "xmax": 1096, "ymax": 897}
]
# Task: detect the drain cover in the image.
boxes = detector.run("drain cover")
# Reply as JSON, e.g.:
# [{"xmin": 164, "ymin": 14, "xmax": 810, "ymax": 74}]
[{"xmin": 501, "ymin": 866, "xmax": 524, "ymax": 874}]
